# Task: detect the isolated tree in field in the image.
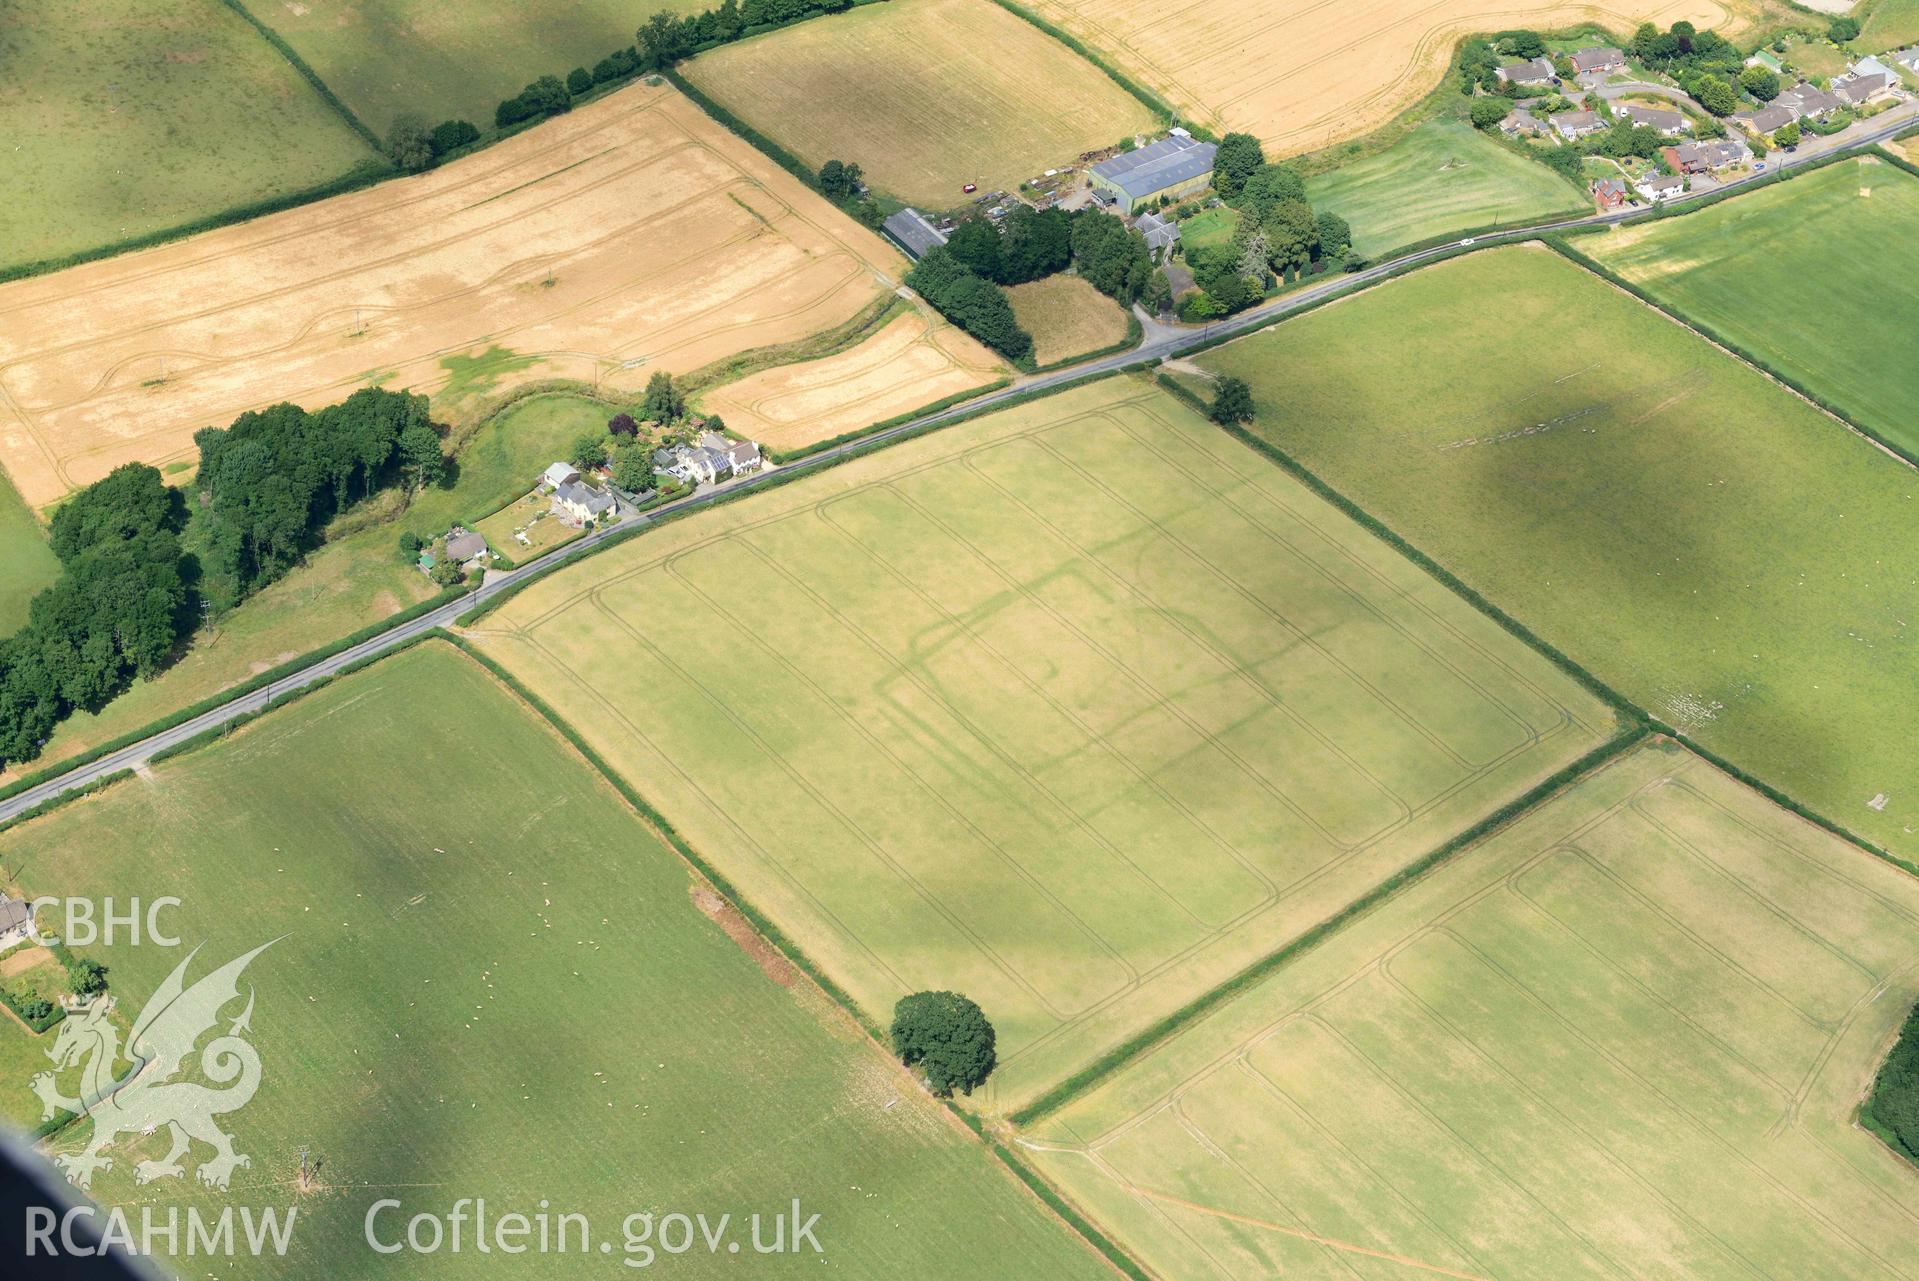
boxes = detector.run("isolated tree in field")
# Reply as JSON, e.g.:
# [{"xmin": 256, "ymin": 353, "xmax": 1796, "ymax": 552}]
[
  {"xmin": 1212, "ymin": 132, "xmax": 1265, "ymax": 197},
  {"xmin": 1211, "ymin": 376, "xmax": 1255, "ymax": 425},
  {"xmin": 890, "ymin": 991, "xmax": 996, "ymax": 1096},
  {"xmin": 1739, "ymin": 66, "xmax": 1780, "ymax": 100},
  {"xmin": 1469, "ymin": 96, "xmax": 1510, "ymax": 130},
  {"xmin": 642, "ymin": 371, "xmax": 686, "ymax": 424},
  {"xmin": 385, "ymin": 115, "xmax": 434, "ymax": 172}
]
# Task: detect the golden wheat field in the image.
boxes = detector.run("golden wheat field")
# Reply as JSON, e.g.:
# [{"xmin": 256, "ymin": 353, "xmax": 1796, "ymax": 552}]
[
  {"xmin": 684, "ymin": 0, "xmax": 1158, "ymax": 207},
  {"xmin": 1020, "ymin": 0, "xmax": 1734, "ymax": 152},
  {"xmin": 0, "ymin": 82, "xmax": 906, "ymax": 509},
  {"xmin": 696, "ymin": 305, "xmax": 1004, "ymax": 453}
]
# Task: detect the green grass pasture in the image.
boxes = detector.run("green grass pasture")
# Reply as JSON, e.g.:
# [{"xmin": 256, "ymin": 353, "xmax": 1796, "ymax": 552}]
[
  {"xmin": 0, "ymin": 643, "xmax": 1112, "ymax": 1279},
  {"xmin": 0, "ymin": 0, "xmax": 378, "ymax": 273},
  {"xmin": 472, "ymin": 378, "xmax": 1615, "ymax": 1112},
  {"xmin": 1863, "ymin": 0, "xmax": 1919, "ymax": 51},
  {"xmin": 262, "ymin": 0, "xmax": 709, "ymax": 133},
  {"xmin": 0, "ymin": 473, "xmax": 59, "ymax": 633},
  {"xmin": 1586, "ymin": 157, "xmax": 1919, "ymax": 457},
  {"xmin": 1028, "ymin": 740, "xmax": 1919, "ymax": 1280},
  {"xmin": 1196, "ymin": 245, "xmax": 1919, "ymax": 860},
  {"xmin": 1305, "ymin": 119, "xmax": 1582, "ymax": 258}
]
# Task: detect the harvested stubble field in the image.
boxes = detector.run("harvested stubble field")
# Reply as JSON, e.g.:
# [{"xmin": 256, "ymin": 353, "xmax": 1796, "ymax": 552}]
[
  {"xmin": 1028, "ymin": 740, "xmax": 1919, "ymax": 1280},
  {"xmin": 259, "ymin": 0, "xmax": 710, "ymax": 132},
  {"xmin": 3, "ymin": 643, "xmax": 1115, "ymax": 1280},
  {"xmin": 1585, "ymin": 157, "xmax": 1919, "ymax": 458},
  {"xmin": 1016, "ymin": 0, "xmax": 1730, "ymax": 152},
  {"xmin": 0, "ymin": 81, "xmax": 906, "ymax": 511},
  {"xmin": 1196, "ymin": 246, "xmax": 1919, "ymax": 862},
  {"xmin": 696, "ymin": 305, "xmax": 1005, "ymax": 453},
  {"xmin": 471, "ymin": 378, "xmax": 1616, "ymax": 1111},
  {"xmin": 0, "ymin": 0, "xmax": 379, "ymax": 275},
  {"xmin": 1007, "ymin": 274, "xmax": 1135, "ymax": 365},
  {"xmin": 1306, "ymin": 119, "xmax": 1584, "ymax": 257},
  {"xmin": 683, "ymin": 0, "xmax": 1159, "ymax": 208}
]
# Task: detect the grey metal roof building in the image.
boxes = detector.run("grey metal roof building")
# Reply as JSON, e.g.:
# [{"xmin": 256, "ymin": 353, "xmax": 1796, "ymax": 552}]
[
  {"xmin": 1089, "ymin": 134, "xmax": 1218, "ymax": 207},
  {"xmin": 882, "ymin": 207, "xmax": 949, "ymax": 259}
]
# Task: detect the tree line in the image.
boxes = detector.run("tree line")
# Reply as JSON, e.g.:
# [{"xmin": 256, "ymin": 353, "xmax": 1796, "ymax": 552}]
[
  {"xmin": 1869, "ymin": 1002, "xmax": 1919, "ymax": 1164},
  {"xmin": 906, "ymin": 207, "xmax": 1156, "ymax": 366},
  {"xmin": 0, "ymin": 389, "xmax": 444, "ymax": 770},
  {"xmin": 1182, "ymin": 133, "xmax": 1351, "ymax": 320}
]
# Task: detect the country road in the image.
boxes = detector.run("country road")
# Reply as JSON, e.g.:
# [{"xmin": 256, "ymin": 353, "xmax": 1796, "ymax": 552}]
[{"xmin": 2, "ymin": 107, "xmax": 1913, "ymax": 826}]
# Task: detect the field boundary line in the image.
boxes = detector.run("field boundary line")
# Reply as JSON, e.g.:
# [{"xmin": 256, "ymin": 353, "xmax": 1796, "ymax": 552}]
[
  {"xmin": 1162, "ymin": 354, "xmax": 1919, "ymax": 887},
  {"xmin": 1010, "ymin": 726, "xmax": 1648, "ymax": 1125},
  {"xmin": 1544, "ymin": 234, "xmax": 1919, "ymax": 475},
  {"xmin": 217, "ymin": 0, "xmax": 384, "ymax": 150},
  {"xmin": 435, "ymin": 632, "xmax": 1156, "ymax": 1281},
  {"xmin": 973, "ymin": 0, "xmax": 1188, "ymax": 132}
]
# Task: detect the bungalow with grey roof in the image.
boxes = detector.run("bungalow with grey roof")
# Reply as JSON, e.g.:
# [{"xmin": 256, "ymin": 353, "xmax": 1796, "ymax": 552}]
[
  {"xmin": 1832, "ymin": 69, "xmax": 1893, "ymax": 106},
  {"xmin": 1497, "ymin": 57, "xmax": 1556, "ymax": 86},
  {"xmin": 1740, "ymin": 104, "xmax": 1796, "ymax": 135},
  {"xmin": 1775, "ymin": 83, "xmax": 1843, "ymax": 119},
  {"xmin": 1571, "ymin": 47, "xmax": 1626, "ymax": 74},
  {"xmin": 1088, "ymin": 131, "xmax": 1217, "ymax": 213},
  {"xmin": 1550, "ymin": 110, "xmax": 1604, "ymax": 140},
  {"xmin": 443, "ymin": 528, "xmax": 489, "ymax": 569},
  {"xmin": 1894, "ymin": 48, "xmax": 1919, "ymax": 74},
  {"xmin": 1664, "ymin": 139, "xmax": 1750, "ymax": 173},
  {"xmin": 1621, "ymin": 103, "xmax": 1689, "ymax": 135}
]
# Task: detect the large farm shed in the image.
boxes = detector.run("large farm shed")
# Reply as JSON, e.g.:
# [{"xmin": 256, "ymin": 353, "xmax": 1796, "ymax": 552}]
[{"xmin": 1088, "ymin": 131, "xmax": 1217, "ymax": 212}]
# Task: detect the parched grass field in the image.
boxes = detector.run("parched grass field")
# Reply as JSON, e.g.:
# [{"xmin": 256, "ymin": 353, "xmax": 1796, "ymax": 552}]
[
  {"xmin": 0, "ymin": 0, "xmax": 379, "ymax": 275},
  {"xmin": 682, "ymin": 0, "xmax": 1158, "ymax": 208},
  {"xmin": 1863, "ymin": 0, "xmax": 1919, "ymax": 49},
  {"xmin": 1016, "ymin": 0, "xmax": 1731, "ymax": 152},
  {"xmin": 470, "ymin": 377, "xmax": 1617, "ymax": 1111},
  {"xmin": 1027, "ymin": 740, "xmax": 1919, "ymax": 1280},
  {"xmin": 1, "ymin": 643, "xmax": 1115, "ymax": 1279},
  {"xmin": 1008, "ymin": 275, "xmax": 1135, "ymax": 366},
  {"xmin": 0, "ymin": 390, "xmax": 613, "ymax": 787},
  {"xmin": 260, "ymin": 0, "xmax": 709, "ymax": 133},
  {"xmin": 1585, "ymin": 157, "xmax": 1919, "ymax": 458},
  {"xmin": 1306, "ymin": 119, "xmax": 1584, "ymax": 257},
  {"xmin": 0, "ymin": 473, "xmax": 59, "ymax": 634},
  {"xmin": 0, "ymin": 82, "xmax": 906, "ymax": 510},
  {"xmin": 1196, "ymin": 246, "xmax": 1919, "ymax": 862},
  {"xmin": 697, "ymin": 305, "xmax": 1005, "ymax": 453}
]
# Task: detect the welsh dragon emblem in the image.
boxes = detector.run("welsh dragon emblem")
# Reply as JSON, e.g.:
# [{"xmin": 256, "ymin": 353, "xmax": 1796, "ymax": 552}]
[{"xmin": 31, "ymin": 941, "xmax": 275, "ymax": 1191}]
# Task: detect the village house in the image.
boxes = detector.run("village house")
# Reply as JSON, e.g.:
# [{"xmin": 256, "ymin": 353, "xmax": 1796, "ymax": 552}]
[
  {"xmin": 542, "ymin": 461, "xmax": 581, "ymax": 490},
  {"xmin": 1088, "ymin": 130, "xmax": 1218, "ymax": 213},
  {"xmin": 1571, "ymin": 47, "xmax": 1627, "ymax": 75},
  {"xmin": 1132, "ymin": 210, "xmax": 1181, "ymax": 256},
  {"xmin": 1775, "ymin": 83, "xmax": 1844, "ymax": 120},
  {"xmin": 1832, "ymin": 65, "xmax": 1895, "ymax": 107},
  {"xmin": 1741, "ymin": 104, "xmax": 1797, "ymax": 136},
  {"xmin": 0, "ymin": 895, "xmax": 33, "ymax": 953},
  {"xmin": 443, "ymin": 528, "xmax": 489, "ymax": 570},
  {"xmin": 1591, "ymin": 177, "xmax": 1629, "ymax": 209},
  {"xmin": 1549, "ymin": 110, "xmax": 1605, "ymax": 140},
  {"xmin": 1664, "ymin": 138, "xmax": 1752, "ymax": 174},
  {"xmin": 1637, "ymin": 171, "xmax": 1685, "ymax": 201},
  {"xmin": 700, "ymin": 431, "xmax": 762, "ymax": 477},
  {"xmin": 1621, "ymin": 103, "xmax": 1690, "ymax": 136},
  {"xmin": 552, "ymin": 480, "xmax": 614, "ymax": 525},
  {"xmin": 1500, "ymin": 105, "xmax": 1552, "ymax": 136},
  {"xmin": 1497, "ymin": 56, "xmax": 1557, "ymax": 86}
]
